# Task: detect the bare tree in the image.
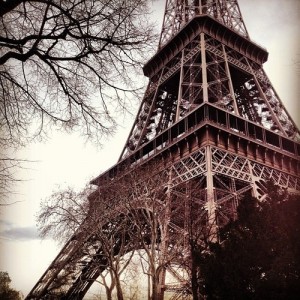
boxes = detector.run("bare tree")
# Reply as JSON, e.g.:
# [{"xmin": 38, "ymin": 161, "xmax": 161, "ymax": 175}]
[
  {"xmin": 109, "ymin": 163, "xmax": 187, "ymax": 300},
  {"xmin": 37, "ymin": 162, "xmax": 166, "ymax": 299},
  {"xmin": 0, "ymin": 155, "xmax": 35, "ymax": 203},
  {"xmin": 120, "ymin": 255, "xmax": 144, "ymax": 299},
  {"xmin": 38, "ymin": 161, "xmax": 213, "ymax": 299},
  {"xmin": 38, "ymin": 183, "xmax": 137, "ymax": 299},
  {"xmin": 0, "ymin": 0, "xmax": 155, "ymax": 147},
  {"xmin": 0, "ymin": 157, "xmax": 23, "ymax": 203},
  {"xmin": 0, "ymin": 0, "xmax": 156, "ymax": 199},
  {"xmin": 38, "ymin": 186, "xmax": 90, "ymax": 241}
]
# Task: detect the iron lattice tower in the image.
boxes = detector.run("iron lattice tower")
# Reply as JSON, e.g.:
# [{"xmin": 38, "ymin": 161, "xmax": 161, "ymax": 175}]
[{"xmin": 27, "ymin": 0, "xmax": 300, "ymax": 299}]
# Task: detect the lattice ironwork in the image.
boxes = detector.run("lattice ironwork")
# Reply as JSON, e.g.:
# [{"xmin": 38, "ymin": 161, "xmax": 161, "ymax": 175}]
[
  {"xmin": 120, "ymin": 10, "xmax": 299, "ymax": 159},
  {"xmin": 27, "ymin": 145, "xmax": 300, "ymax": 299},
  {"xmin": 251, "ymin": 162, "xmax": 300, "ymax": 193},
  {"xmin": 27, "ymin": 0, "xmax": 300, "ymax": 299},
  {"xmin": 171, "ymin": 148, "xmax": 206, "ymax": 185},
  {"xmin": 159, "ymin": 0, "xmax": 248, "ymax": 49}
]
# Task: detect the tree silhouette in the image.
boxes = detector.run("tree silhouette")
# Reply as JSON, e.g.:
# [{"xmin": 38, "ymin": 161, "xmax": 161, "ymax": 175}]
[
  {"xmin": 0, "ymin": 271, "xmax": 22, "ymax": 300},
  {"xmin": 194, "ymin": 183, "xmax": 300, "ymax": 300},
  {"xmin": 0, "ymin": 0, "xmax": 155, "ymax": 199}
]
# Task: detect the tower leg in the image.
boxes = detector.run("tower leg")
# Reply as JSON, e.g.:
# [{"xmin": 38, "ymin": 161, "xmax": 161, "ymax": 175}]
[
  {"xmin": 205, "ymin": 146, "xmax": 218, "ymax": 242},
  {"xmin": 157, "ymin": 168, "xmax": 173, "ymax": 300}
]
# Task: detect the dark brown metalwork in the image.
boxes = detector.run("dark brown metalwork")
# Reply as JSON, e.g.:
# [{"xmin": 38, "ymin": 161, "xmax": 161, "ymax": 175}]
[{"xmin": 26, "ymin": 1, "xmax": 300, "ymax": 299}]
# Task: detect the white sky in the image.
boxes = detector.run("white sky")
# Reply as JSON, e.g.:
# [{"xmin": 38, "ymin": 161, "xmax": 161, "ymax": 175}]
[{"xmin": 0, "ymin": 0, "xmax": 299, "ymax": 297}]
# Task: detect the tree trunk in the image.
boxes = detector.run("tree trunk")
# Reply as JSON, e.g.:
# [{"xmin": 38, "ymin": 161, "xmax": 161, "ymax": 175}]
[
  {"xmin": 191, "ymin": 246, "xmax": 202, "ymax": 300},
  {"xmin": 104, "ymin": 286, "xmax": 113, "ymax": 300},
  {"xmin": 115, "ymin": 273, "xmax": 124, "ymax": 300}
]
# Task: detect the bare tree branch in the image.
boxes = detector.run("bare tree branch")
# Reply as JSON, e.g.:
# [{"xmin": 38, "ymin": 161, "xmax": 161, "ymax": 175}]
[{"xmin": 0, "ymin": 0, "xmax": 156, "ymax": 201}]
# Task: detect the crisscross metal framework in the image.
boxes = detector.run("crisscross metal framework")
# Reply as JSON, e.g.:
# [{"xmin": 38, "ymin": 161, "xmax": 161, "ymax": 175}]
[{"xmin": 26, "ymin": 0, "xmax": 300, "ymax": 299}]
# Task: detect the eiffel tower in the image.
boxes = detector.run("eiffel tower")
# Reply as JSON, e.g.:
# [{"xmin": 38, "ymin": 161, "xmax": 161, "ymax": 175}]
[{"xmin": 26, "ymin": 0, "xmax": 300, "ymax": 299}]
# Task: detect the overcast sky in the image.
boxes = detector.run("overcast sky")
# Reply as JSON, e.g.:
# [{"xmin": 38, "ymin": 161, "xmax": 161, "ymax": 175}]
[{"xmin": 0, "ymin": 0, "xmax": 299, "ymax": 297}]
